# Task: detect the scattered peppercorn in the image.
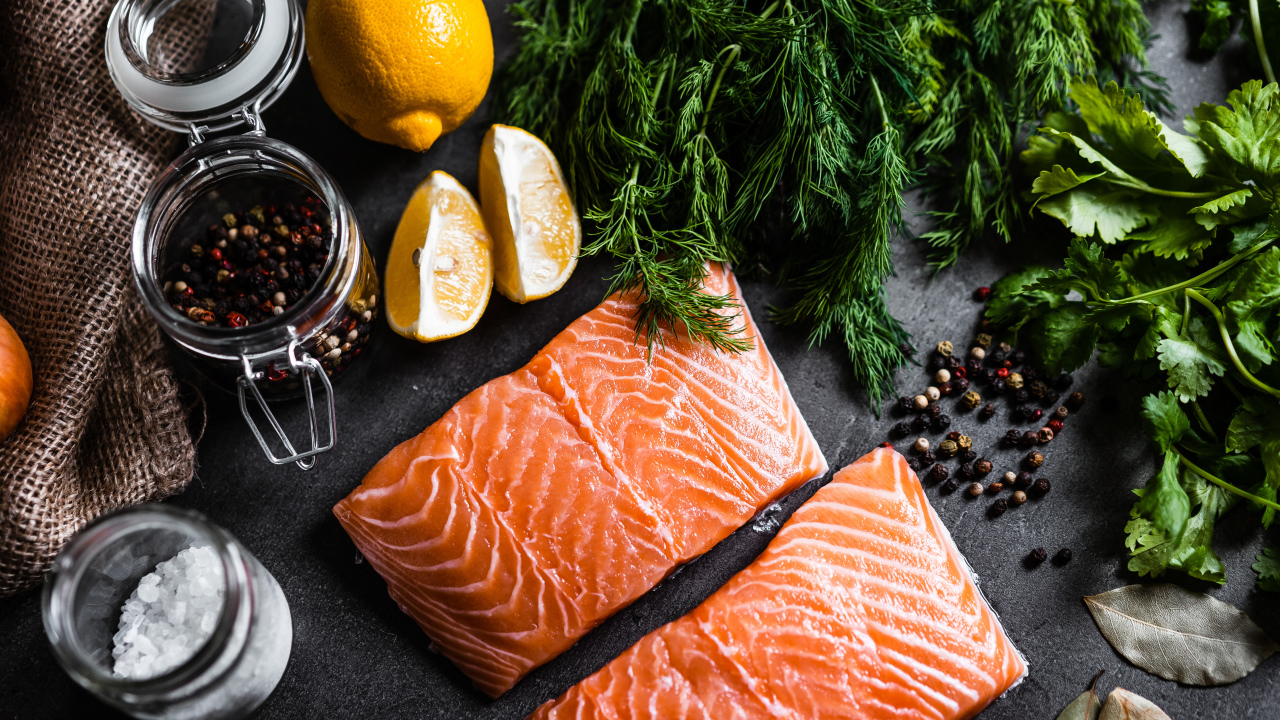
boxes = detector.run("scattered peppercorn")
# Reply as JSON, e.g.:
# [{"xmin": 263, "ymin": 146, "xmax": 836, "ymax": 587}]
[
  {"xmin": 953, "ymin": 376, "xmax": 970, "ymax": 393},
  {"xmin": 991, "ymin": 377, "xmax": 1007, "ymax": 394},
  {"xmin": 961, "ymin": 449, "xmax": 977, "ymax": 463},
  {"xmin": 906, "ymin": 457, "xmax": 923, "ymax": 473},
  {"xmin": 1006, "ymin": 372, "xmax": 1024, "ymax": 390},
  {"xmin": 966, "ymin": 482, "xmax": 984, "ymax": 497},
  {"xmin": 931, "ymin": 414, "xmax": 952, "ymax": 432},
  {"xmin": 1002, "ymin": 429, "xmax": 1022, "ymax": 446},
  {"xmin": 1053, "ymin": 548, "xmax": 1073, "ymax": 565},
  {"xmin": 1033, "ymin": 477, "xmax": 1051, "ymax": 495},
  {"xmin": 953, "ymin": 366, "xmax": 967, "ymax": 378},
  {"xmin": 1020, "ymin": 431, "xmax": 1039, "ymax": 448},
  {"xmin": 988, "ymin": 481, "xmax": 1004, "ymax": 493},
  {"xmin": 1025, "ymin": 450, "xmax": 1045, "ymax": 469},
  {"xmin": 1015, "ymin": 471, "xmax": 1034, "ymax": 489},
  {"xmin": 938, "ymin": 440, "xmax": 958, "ymax": 458},
  {"xmin": 1054, "ymin": 373, "xmax": 1073, "ymax": 390},
  {"xmin": 946, "ymin": 430, "xmax": 962, "ymax": 441},
  {"xmin": 925, "ymin": 387, "xmax": 941, "ymax": 402},
  {"xmin": 891, "ymin": 421, "xmax": 911, "ymax": 438},
  {"xmin": 877, "ymin": 441, "xmax": 892, "ymax": 449},
  {"xmin": 936, "ymin": 340, "xmax": 954, "ymax": 357},
  {"xmin": 1038, "ymin": 427, "xmax": 1055, "ymax": 443},
  {"xmin": 1013, "ymin": 388, "xmax": 1031, "ymax": 404},
  {"xmin": 989, "ymin": 499, "xmax": 1008, "ymax": 518},
  {"xmin": 996, "ymin": 367, "xmax": 1010, "ymax": 379},
  {"xmin": 1048, "ymin": 419, "xmax": 1064, "ymax": 434},
  {"xmin": 927, "ymin": 464, "xmax": 950, "ymax": 483},
  {"xmin": 997, "ymin": 342, "xmax": 1012, "ymax": 354},
  {"xmin": 941, "ymin": 477, "xmax": 960, "ymax": 493},
  {"xmin": 979, "ymin": 403, "xmax": 996, "ymax": 420},
  {"xmin": 927, "ymin": 403, "xmax": 943, "ymax": 419},
  {"xmin": 945, "ymin": 355, "xmax": 962, "ymax": 370},
  {"xmin": 973, "ymin": 286, "xmax": 992, "ymax": 301},
  {"xmin": 1067, "ymin": 391, "xmax": 1085, "ymax": 410},
  {"xmin": 970, "ymin": 346, "xmax": 986, "ymax": 361},
  {"xmin": 958, "ymin": 462, "xmax": 975, "ymax": 480},
  {"xmin": 1010, "ymin": 349, "xmax": 1026, "ymax": 366},
  {"xmin": 1052, "ymin": 406, "xmax": 1069, "ymax": 421},
  {"xmin": 911, "ymin": 415, "xmax": 930, "ymax": 432},
  {"xmin": 1011, "ymin": 490, "xmax": 1028, "ymax": 505},
  {"xmin": 937, "ymin": 381, "xmax": 954, "ymax": 397},
  {"xmin": 975, "ymin": 458, "xmax": 992, "ymax": 476},
  {"xmin": 1030, "ymin": 408, "xmax": 1043, "ymax": 422},
  {"xmin": 921, "ymin": 450, "xmax": 937, "ymax": 464},
  {"xmin": 1041, "ymin": 390, "xmax": 1061, "ymax": 408},
  {"xmin": 979, "ymin": 368, "xmax": 997, "ymax": 384},
  {"xmin": 935, "ymin": 368, "xmax": 951, "ymax": 384},
  {"xmin": 974, "ymin": 333, "xmax": 993, "ymax": 348},
  {"xmin": 966, "ymin": 357, "xmax": 983, "ymax": 374},
  {"xmin": 1012, "ymin": 404, "xmax": 1031, "ymax": 422},
  {"xmin": 1028, "ymin": 547, "xmax": 1048, "ymax": 565},
  {"xmin": 988, "ymin": 350, "xmax": 1006, "ymax": 366},
  {"xmin": 913, "ymin": 437, "xmax": 930, "ymax": 453},
  {"xmin": 898, "ymin": 396, "xmax": 915, "ymax": 414},
  {"xmin": 928, "ymin": 354, "xmax": 947, "ymax": 373}
]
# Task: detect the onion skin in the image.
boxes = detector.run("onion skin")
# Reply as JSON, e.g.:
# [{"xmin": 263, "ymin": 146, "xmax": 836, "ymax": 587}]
[{"xmin": 0, "ymin": 312, "xmax": 32, "ymax": 442}]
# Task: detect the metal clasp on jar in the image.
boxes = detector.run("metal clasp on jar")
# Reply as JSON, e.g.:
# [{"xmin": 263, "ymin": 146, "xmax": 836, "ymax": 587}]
[{"xmin": 237, "ymin": 339, "xmax": 335, "ymax": 470}]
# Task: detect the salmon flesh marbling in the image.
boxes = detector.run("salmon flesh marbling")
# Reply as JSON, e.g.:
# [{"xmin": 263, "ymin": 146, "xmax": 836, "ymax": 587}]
[
  {"xmin": 531, "ymin": 447, "xmax": 1028, "ymax": 719},
  {"xmin": 334, "ymin": 264, "xmax": 828, "ymax": 696}
]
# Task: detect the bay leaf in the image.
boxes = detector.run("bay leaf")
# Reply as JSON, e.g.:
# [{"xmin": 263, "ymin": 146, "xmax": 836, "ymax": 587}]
[
  {"xmin": 1054, "ymin": 670, "xmax": 1105, "ymax": 720},
  {"xmin": 1098, "ymin": 687, "xmax": 1171, "ymax": 720},
  {"xmin": 1084, "ymin": 583, "xmax": 1280, "ymax": 685}
]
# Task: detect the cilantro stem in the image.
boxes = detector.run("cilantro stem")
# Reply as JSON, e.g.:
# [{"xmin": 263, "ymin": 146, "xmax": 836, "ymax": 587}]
[
  {"xmin": 1175, "ymin": 447, "xmax": 1280, "ymax": 512},
  {"xmin": 1190, "ymin": 400, "xmax": 1218, "ymax": 441},
  {"xmin": 1185, "ymin": 288, "xmax": 1280, "ymax": 399},
  {"xmin": 1102, "ymin": 177, "xmax": 1222, "ymax": 200},
  {"xmin": 1122, "ymin": 239, "xmax": 1275, "ymax": 303},
  {"xmin": 1249, "ymin": 0, "xmax": 1277, "ymax": 84}
]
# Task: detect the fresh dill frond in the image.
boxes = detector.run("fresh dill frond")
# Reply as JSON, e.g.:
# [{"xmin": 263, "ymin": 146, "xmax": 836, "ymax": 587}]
[{"xmin": 496, "ymin": 0, "xmax": 1163, "ymax": 407}]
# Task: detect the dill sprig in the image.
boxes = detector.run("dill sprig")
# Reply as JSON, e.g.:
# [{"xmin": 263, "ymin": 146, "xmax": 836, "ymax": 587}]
[{"xmin": 497, "ymin": 0, "xmax": 1160, "ymax": 408}]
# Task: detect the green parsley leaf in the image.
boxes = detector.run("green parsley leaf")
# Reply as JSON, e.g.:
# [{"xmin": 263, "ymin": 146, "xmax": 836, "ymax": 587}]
[
  {"xmin": 1254, "ymin": 548, "xmax": 1280, "ymax": 592},
  {"xmin": 1142, "ymin": 391, "xmax": 1191, "ymax": 452},
  {"xmin": 1195, "ymin": 80, "xmax": 1280, "ymax": 185},
  {"xmin": 1032, "ymin": 303, "xmax": 1103, "ymax": 375},
  {"xmin": 1225, "ymin": 247, "xmax": 1280, "ymax": 373},
  {"xmin": 1037, "ymin": 185, "xmax": 1159, "ymax": 243},
  {"xmin": 1157, "ymin": 324, "xmax": 1227, "ymax": 401},
  {"xmin": 1127, "ymin": 468, "xmax": 1235, "ymax": 584},
  {"xmin": 1070, "ymin": 77, "xmax": 1167, "ymax": 160},
  {"xmin": 1191, "ymin": 188, "xmax": 1259, "ymax": 231},
  {"xmin": 1227, "ymin": 217, "xmax": 1276, "ymax": 254},
  {"xmin": 1129, "ymin": 210, "xmax": 1215, "ymax": 260},
  {"xmin": 1226, "ymin": 396, "xmax": 1280, "ymax": 525},
  {"xmin": 986, "ymin": 266, "xmax": 1063, "ymax": 330},
  {"xmin": 1032, "ymin": 164, "xmax": 1105, "ymax": 198},
  {"xmin": 1191, "ymin": 0, "xmax": 1238, "ymax": 52}
]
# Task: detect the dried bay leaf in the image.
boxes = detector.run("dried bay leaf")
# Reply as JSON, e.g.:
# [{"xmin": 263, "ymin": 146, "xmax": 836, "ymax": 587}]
[
  {"xmin": 1085, "ymin": 583, "xmax": 1280, "ymax": 685},
  {"xmin": 1055, "ymin": 670, "xmax": 1105, "ymax": 720},
  {"xmin": 1098, "ymin": 687, "xmax": 1171, "ymax": 720}
]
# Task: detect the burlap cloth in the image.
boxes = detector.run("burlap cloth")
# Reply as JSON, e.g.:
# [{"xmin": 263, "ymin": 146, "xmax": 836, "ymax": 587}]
[{"xmin": 0, "ymin": 0, "xmax": 206, "ymax": 597}]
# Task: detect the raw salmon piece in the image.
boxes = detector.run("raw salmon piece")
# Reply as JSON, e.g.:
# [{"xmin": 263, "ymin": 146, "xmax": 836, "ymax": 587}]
[
  {"xmin": 335, "ymin": 264, "xmax": 827, "ymax": 697},
  {"xmin": 531, "ymin": 448, "xmax": 1028, "ymax": 720}
]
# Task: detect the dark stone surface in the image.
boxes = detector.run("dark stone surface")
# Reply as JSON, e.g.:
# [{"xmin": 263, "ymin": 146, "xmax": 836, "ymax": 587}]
[{"xmin": 1, "ymin": 3, "xmax": 1277, "ymax": 719}]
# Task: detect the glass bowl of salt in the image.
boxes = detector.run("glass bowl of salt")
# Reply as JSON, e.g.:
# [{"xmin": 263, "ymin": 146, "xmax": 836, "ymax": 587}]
[{"xmin": 42, "ymin": 505, "xmax": 291, "ymax": 720}]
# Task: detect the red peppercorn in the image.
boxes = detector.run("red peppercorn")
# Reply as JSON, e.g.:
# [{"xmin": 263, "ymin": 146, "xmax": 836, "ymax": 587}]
[
  {"xmin": 996, "ymin": 367, "xmax": 1010, "ymax": 378},
  {"xmin": 877, "ymin": 441, "xmax": 892, "ymax": 449},
  {"xmin": 1030, "ymin": 408, "xmax": 1043, "ymax": 421},
  {"xmin": 210, "ymin": 248, "xmax": 223, "ymax": 261},
  {"xmin": 973, "ymin": 286, "xmax": 992, "ymax": 302},
  {"xmin": 1048, "ymin": 419, "xmax": 1064, "ymax": 433},
  {"xmin": 954, "ymin": 367, "xmax": 966, "ymax": 378},
  {"xmin": 1003, "ymin": 360, "xmax": 1013, "ymax": 369},
  {"xmin": 221, "ymin": 259, "xmax": 234, "ymax": 271},
  {"xmin": 227, "ymin": 312, "xmax": 248, "ymax": 328},
  {"xmin": 266, "ymin": 364, "xmax": 288, "ymax": 382}
]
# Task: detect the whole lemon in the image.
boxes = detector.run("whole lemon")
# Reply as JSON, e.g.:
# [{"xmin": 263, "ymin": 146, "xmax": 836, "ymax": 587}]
[{"xmin": 305, "ymin": 0, "xmax": 493, "ymax": 152}]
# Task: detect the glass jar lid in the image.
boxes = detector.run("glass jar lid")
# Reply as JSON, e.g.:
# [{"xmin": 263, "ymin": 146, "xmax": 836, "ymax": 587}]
[{"xmin": 105, "ymin": 0, "xmax": 305, "ymax": 135}]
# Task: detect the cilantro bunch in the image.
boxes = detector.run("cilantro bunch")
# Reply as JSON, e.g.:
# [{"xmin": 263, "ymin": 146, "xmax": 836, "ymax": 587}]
[{"xmin": 989, "ymin": 78, "xmax": 1280, "ymax": 590}]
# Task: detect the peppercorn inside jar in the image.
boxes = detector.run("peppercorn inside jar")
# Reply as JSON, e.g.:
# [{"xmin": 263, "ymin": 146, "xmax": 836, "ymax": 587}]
[{"xmin": 133, "ymin": 135, "xmax": 379, "ymax": 467}]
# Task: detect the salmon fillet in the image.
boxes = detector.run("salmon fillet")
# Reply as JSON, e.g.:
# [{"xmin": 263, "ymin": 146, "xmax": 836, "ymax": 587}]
[
  {"xmin": 334, "ymin": 264, "xmax": 828, "ymax": 696},
  {"xmin": 531, "ymin": 448, "xmax": 1028, "ymax": 720}
]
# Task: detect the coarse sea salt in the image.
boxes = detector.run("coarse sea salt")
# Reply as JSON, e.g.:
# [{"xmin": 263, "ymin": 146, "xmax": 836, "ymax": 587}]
[{"xmin": 111, "ymin": 545, "xmax": 225, "ymax": 680}]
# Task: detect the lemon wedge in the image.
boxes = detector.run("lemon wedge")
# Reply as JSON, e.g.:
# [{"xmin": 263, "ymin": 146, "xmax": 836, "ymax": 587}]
[
  {"xmin": 478, "ymin": 125, "xmax": 580, "ymax": 303},
  {"xmin": 385, "ymin": 171, "xmax": 493, "ymax": 342}
]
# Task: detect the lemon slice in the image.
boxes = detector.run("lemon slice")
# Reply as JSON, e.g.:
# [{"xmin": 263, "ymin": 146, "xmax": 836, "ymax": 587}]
[
  {"xmin": 385, "ymin": 171, "xmax": 492, "ymax": 342},
  {"xmin": 478, "ymin": 125, "xmax": 580, "ymax": 303}
]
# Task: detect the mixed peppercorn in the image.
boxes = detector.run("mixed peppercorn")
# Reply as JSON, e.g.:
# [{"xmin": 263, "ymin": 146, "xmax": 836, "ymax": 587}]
[
  {"xmin": 164, "ymin": 195, "xmax": 334, "ymax": 328},
  {"xmin": 883, "ymin": 286, "xmax": 1092, "ymax": 567}
]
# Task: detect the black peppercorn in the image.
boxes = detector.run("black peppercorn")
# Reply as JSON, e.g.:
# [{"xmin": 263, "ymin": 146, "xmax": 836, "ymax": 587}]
[
  {"xmin": 987, "ymin": 352, "xmax": 1006, "ymax": 368},
  {"xmin": 965, "ymin": 358, "xmax": 983, "ymax": 374},
  {"xmin": 1013, "ymin": 388, "xmax": 1031, "ymax": 404},
  {"xmin": 979, "ymin": 403, "xmax": 996, "ymax": 421},
  {"xmin": 977, "ymin": 368, "xmax": 996, "ymax": 384},
  {"xmin": 1028, "ymin": 547, "xmax": 1048, "ymax": 565},
  {"xmin": 897, "ymin": 396, "xmax": 914, "ymax": 414},
  {"xmin": 1012, "ymin": 404, "xmax": 1031, "ymax": 422},
  {"xmin": 911, "ymin": 414, "xmax": 930, "ymax": 432},
  {"xmin": 1010, "ymin": 350, "xmax": 1026, "ymax": 366},
  {"xmin": 1053, "ymin": 548, "xmax": 1073, "ymax": 565},
  {"xmin": 1027, "ymin": 380, "xmax": 1049, "ymax": 400},
  {"xmin": 961, "ymin": 449, "xmax": 978, "ymax": 463},
  {"xmin": 1015, "ymin": 471, "xmax": 1033, "ymax": 489},
  {"xmin": 927, "ymin": 354, "xmax": 946, "ymax": 373},
  {"xmin": 1022, "ymin": 367, "xmax": 1039, "ymax": 383},
  {"xmin": 989, "ymin": 499, "xmax": 1008, "ymax": 518},
  {"xmin": 1025, "ymin": 450, "xmax": 1045, "ymax": 468},
  {"xmin": 991, "ymin": 378, "xmax": 1006, "ymax": 394},
  {"xmin": 927, "ymin": 464, "xmax": 950, "ymax": 483},
  {"xmin": 945, "ymin": 355, "xmax": 962, "ymax": 370},
  {"xmin": 1041, "ymin": 390, "xmax": 1061, "ymax": 408},
  {"xmin": 1033, "ymin": 477, "xmax": 1051, "ymax": 495},
  {"xmin": 975, "ymin": 459, "xmax": 993, "ymax": 476},
  {"xmin": 928, "ymin": 403, "xmax": 943, "ymax": 419},
  {"xmin": 906, "ymin": 457, "xmax": 923, "ymax": 473},
  {"xmin": 1002, "ymin": 429, "xmax": 1021, "ymax": 446},
  {"xmin": 942, "ymin": 477, "xmax": 960, "ymax": 493},
  {"xmin": 931, "ymin": 414, "xmax": 952, "ymax": 432},
  {"xmin": 958, "ymin": 462, "xmax": 975, "ymax": 480},
  {"xmin": 891, "ymin": 421, "xmax": 912, "ymax": 438},
  {"xmin": 947, "ymin": 430, "xmax": 962, "ymax": 441},
  {"xmin": 1055, "ymin": 373, "xmax": 1073, "ymax": 390},
  {"xmin": 954, "ymin": 376, "xmax": 971, "ymax": 393},
  {"xmin": 1020, "ymin": 431, "xmax": 1038, "ymax": 448},
  {"xmin": 922, "ymin": 450, "xmax": 938, "ymax": 464},
  {"xmin": 1067, "ymin": 391, "xmax": 1085, "ymax": 410}
]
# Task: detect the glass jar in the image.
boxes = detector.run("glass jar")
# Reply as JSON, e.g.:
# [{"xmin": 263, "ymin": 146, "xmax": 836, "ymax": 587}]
[
  {"xmin": 106, "ymin": 0, "xmax": 379, "ymax": 469},
  {"xmin": 43, "ymin": 506, "xmax": 292, "ymax": 720}
]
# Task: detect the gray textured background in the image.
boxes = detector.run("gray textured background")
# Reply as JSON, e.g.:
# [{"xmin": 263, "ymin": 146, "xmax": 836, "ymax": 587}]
[{"xmin": 1, "ymin": 2, "xmax": 1277, "ymax": 718}]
